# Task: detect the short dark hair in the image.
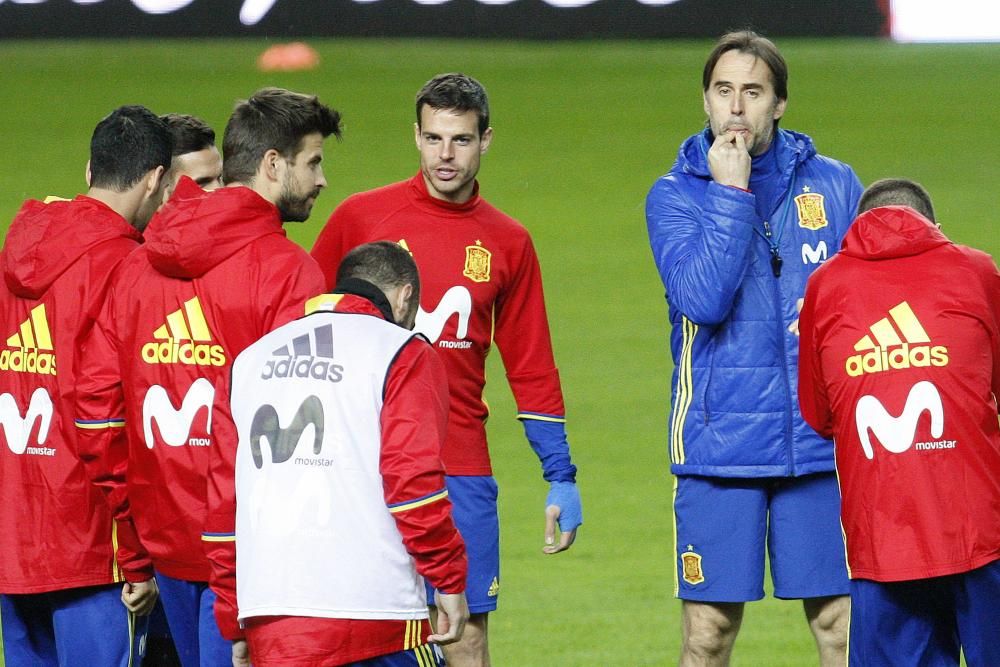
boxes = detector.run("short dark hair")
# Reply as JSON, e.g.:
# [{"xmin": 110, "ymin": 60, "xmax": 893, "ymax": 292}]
[
  {"xmin": 222, "ymin": 87, "xmax": 342, "ymax": 185},
  {"xmin": 857, "ymin": 178, "xmax": 936, "ymax": 222},
  {"xmin": 416, "ymin": 73, "xmax": 490, "ymax": 136},
  {"xmin": 89, "ymin": 105, "xmax": 172, "ymax": 192},
  {"xmin": 160, "ymin": 113, "xmax": 216, "ymax": 157},
  {"xmin": 336, "ymin": 241, "xmax": 420, "ymax": 306},
  {"xmin": 703, "ymin": 30, "xmax": 789, "ymax": 102}
]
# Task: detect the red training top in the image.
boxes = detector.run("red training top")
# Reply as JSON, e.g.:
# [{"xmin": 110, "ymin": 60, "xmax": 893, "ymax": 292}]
[
  {"xmin": 799, "ymin": 205, "xmax": 1000, "ymax": 582},
  {"xmin": 75, "ymin": 178, "xmax": 325, "ymax": 582},
  {"xmin": 0, "ymin": 195, "xmax": 151, "ymax": 593},
  {"xmin": 311, "ymin": 173, "xmax": 566, "ymax": 475}
]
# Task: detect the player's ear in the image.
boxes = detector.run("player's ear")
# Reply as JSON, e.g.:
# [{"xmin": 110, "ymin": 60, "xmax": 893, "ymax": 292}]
[
  {"xmin": 143, "ymin": 165, "xmax": 166, "ymax": 202},
  {"xmin": 479, "ymin": 127, "xmax": 493, "ymax": 155},
  {"xmin": 414, "ymin": 122, "xmax": 421, "ymax": 150},
  {"xmin": 773, "ymin": 97, "xmax": 787, "ymax": 121},
  {"xmin": 261, "ymin": 148, "xmax": 283, "ymax": 183},
  {"xmin": 394, "ymin": 283, "xmax": 413, "ymax": 315},
  {"xmin": 85, "ymin": 160, "xmax": 92, "ymax": 187}
]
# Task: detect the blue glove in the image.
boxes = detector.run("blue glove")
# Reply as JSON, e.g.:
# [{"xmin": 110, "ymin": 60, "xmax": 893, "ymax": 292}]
[{"xmin": 546, "ymin": 480, "xmax": 583, "ymax": 532}]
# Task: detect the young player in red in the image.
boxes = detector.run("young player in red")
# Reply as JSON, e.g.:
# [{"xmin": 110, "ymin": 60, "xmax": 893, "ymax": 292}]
[
  {"xmin": 214, "ymin": 241, "xmax": 469, "ymax": 666},
  {"xmin": 75, "ymin": 88, "xmax": 339, "ymax": 667},
  {"xmin": 311, "ymin": 73, "xmax": 582, "ymax": 666},
  {"xmin": 798, "ymin": 179, "xmax": 1000, "ymax": 666},
  {"xmin": 0, "ymin": 105, "xmax": 170, "ymax": 667}
]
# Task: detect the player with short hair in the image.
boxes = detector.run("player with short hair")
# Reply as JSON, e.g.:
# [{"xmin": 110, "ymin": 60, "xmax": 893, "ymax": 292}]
[
  {"xmin": 160, "ymin": 113, "xmax": 224, "ymax": 199},
  {"xmin": 798, "ymin": 179, "xmax": 1000, "ymax": 667},
  {"xmin": 645, "ymin": 30, "xmax": 863, "ymax": 665},
  {"xmin": 0, "ymin": 104, "xmax": 171, "ymax": 667},
  {"xmin": 215, "ymin": 240, "xmax": 469, "ymax": 666},
  {"xmin": 311, "ymin": 73, "xmax": 583, "ymax": 666},
  {"xmin": 75, "ymin": 87, "xmax": 339, "ymax": 667}
]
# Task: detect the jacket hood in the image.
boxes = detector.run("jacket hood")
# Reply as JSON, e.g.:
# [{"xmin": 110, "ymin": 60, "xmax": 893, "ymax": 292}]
[
  {"xmin": 841, "ymin": 206, "xmax": 949, "ymax": 260},
  {"xmin": 672, "ymin": 128, "xmax": 817, "ymax": 178},
  {"xmin": 2, "ymin": 195, "xmax": 140, "ymax": 299},
  {"xmin": 144, "ymin": 176, "xmax": 285, "ymax": 279}
]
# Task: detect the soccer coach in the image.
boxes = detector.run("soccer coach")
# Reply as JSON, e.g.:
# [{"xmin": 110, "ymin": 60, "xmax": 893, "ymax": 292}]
[{"xmin": 645, "ymin": 30, "xmax": 862, "ymax": 665}]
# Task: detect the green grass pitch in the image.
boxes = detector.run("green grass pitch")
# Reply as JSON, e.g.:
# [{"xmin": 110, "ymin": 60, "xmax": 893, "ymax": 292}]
[{"xmin": 0, "ymin": 37, "xmax": 997, "ymax": 666}]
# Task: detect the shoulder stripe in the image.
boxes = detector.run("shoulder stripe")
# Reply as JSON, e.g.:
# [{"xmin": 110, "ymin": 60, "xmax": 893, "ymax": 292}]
[
  {"xmin": 76, "ymin": 418, "xmax": 126, "ymax": 430},
  {"xmin": 670, "ymin": 317, "xmax": 698, "ymax": 465},
  {"xmin": 201, "ymin": 532, "xmax": 236, "ymax": 543},
  {"xmin": 388, "ymin": 489, "xmax": 449, "ymax": 514},
  {"xmin": 516, "ymin": 411, "xmax": 566, "ymax": 423}
]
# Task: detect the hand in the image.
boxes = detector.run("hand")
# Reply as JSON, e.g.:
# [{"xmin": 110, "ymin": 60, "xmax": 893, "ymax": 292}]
[
  {"xmin": 121, "ymin": 578, "xmax": 158, "ymax": 616},
  {"xmin": 429, "ymin": 591, "xmax": 469, "ymax": 645},
  {"xmin": 232, "ymin": 639, "xmax": 250, "ymax": 667},
  {"xmin": 707, "ymin": 130, "xmax": 751, "ymax": 189},
  {"xmin": 544, "ymin": 481, "xmax": 582, "ymax": 554}
]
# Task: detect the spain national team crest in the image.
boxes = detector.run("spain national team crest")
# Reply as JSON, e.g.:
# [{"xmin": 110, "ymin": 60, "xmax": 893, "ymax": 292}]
[
  {"xmin": 463, "ymin": 241, "xmax": 492, "ymax": 283},
  {"xmin": 681, "ymin": 550, "xmax": 705, "ymax": 585},
  {"xmin": 795, "ymin": 191, "xmax": 828, "ymax": 230}
]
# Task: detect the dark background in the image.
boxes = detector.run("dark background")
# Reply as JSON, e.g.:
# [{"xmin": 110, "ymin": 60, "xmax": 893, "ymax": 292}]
[{"xmin": 1, "ymin": 0, "xmax": 888, "ymax": 39}]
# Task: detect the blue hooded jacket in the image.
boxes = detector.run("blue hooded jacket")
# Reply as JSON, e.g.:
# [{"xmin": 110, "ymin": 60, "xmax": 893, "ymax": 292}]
[{"xmin": 646, "ymin": 128, "xmax": 862, "ymax": 477}]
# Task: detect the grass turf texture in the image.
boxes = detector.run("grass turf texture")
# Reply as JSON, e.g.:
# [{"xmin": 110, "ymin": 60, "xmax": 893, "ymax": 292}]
[{"xmin": 0, "ymin": 38, "xmax": 997, "ymax": 666}]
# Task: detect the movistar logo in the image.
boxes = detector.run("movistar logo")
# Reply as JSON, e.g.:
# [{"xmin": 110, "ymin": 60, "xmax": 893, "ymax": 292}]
[
  {"xmin": 142, "ymin": 378, "xmax": 214, "ymax": 449},
  {"xmin": 0, "ymin": 388, "xmax": 54, "ymax": 455},
  {"xmin": 249, "ymin": 395, "xmax": 324, "ymax": 468},
  {"xmin": 801, "ymin": 241, "xmax": 828, "ymax": 265},
  {"xmin": 846, "ymin": 302, "xmax": 948, "ymax": 377},
  {"xmin": 1, "ymin": 304, "xmax": 57, "ymax": 375},
  {"xmin": 855, "ymin": 381, "xmax": 945, "ymax": 459},
  {"xmin": 141, "ymin": 296, "xmax": 226, "ymax": 367},
  {"xmin": 262, "ymin": 323, "xmax": 343, "ymax": 383},
  {"xmin": 415, "ymin": 286, "xmax": 472, "ymax": 344}
]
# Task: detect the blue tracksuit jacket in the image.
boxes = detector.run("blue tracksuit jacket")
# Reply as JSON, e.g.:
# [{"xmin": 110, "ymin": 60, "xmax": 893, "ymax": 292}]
[{"xmin": 646, "ymin": 128, "xmax": 862, "ymax": 477}]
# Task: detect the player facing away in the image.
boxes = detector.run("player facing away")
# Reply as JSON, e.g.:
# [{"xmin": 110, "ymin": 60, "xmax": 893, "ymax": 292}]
[
  {"xmin": 0, "ymin": 105, "xmax": 171, "ymax": 667},
  {"xmin": 311, "ymin": 73, "xmax": 582, "ymax": 666},
  {"xmin": 149, "ymin": 110, "xmax": 225, "ymax": 666},
  {"xmin": 160, "ymin": 113, "xmax": 224, "ymax": 200},
  {"xmin": 213, "ymin": 241, "xmax": 469, "ymax": 667},
  {"xmin": 645, "ymin": 31, "xmax": 863, "ymax": 666},
  {"xmin": 798, "ymin": 179, "xmax": 1000, "ymax": 667},
  {"xmin": 74, "ymin": 88, "xmax": 339, "ymax": 667}
]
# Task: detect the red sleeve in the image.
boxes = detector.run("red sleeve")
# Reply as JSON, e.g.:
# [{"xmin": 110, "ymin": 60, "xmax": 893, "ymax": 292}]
[
  {"xmin": 983, "ymin": 255, "xmax": 1000, "ymax": 409},
  {"xmin": 493, "ymin": 233, "xmax": 566, "ymax": 418},
  {"xmin": 75, "ymin": 262, "xmax": 154, "ymax": 582},
  {"xmin": 310, "ymin": 206, "xmax": 352, "ymax": 290},
  {"xmin": 797, "ymin": 277, "xmax": 834, "ymax": 439},
  {"xmin": 381, "ymin": 339, "xmax": 467, "ymax": 594},
  {"xmin": 203, "ymin": 374, "xmax": 241, "ymax": 640}
]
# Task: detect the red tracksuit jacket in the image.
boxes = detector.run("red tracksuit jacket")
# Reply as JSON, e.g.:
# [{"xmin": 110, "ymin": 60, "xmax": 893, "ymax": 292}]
[
  {"xmin": 799, "ymin": 205, "xmax": 1000, "ymax": 582},
  {"xmin": 75, "ymin": 177, "xmax": 325, "ymax": 582},
  {"xmin": 0, "ymin": 195, "xmax": 151, "ymax": 593}
]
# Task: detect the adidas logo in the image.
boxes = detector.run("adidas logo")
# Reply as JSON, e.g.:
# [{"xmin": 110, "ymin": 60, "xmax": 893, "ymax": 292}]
[
  {"xmin": 846, "ymin": 301, "xmax": 948, "ymax": 377},
  {"xmin": 261, "ymin": 323, "xmax": 344, "ymax": 383},
  {"xmin": 0, "ymin": 304, "xmax": 57, "ymax": 375},
  {"xmin": 141, "ymin": 296, "xmax": 226, "ymax": 367},
  {"xmin": 487, "ymin": 577, "xmax": 500, "ymax": 598}
]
